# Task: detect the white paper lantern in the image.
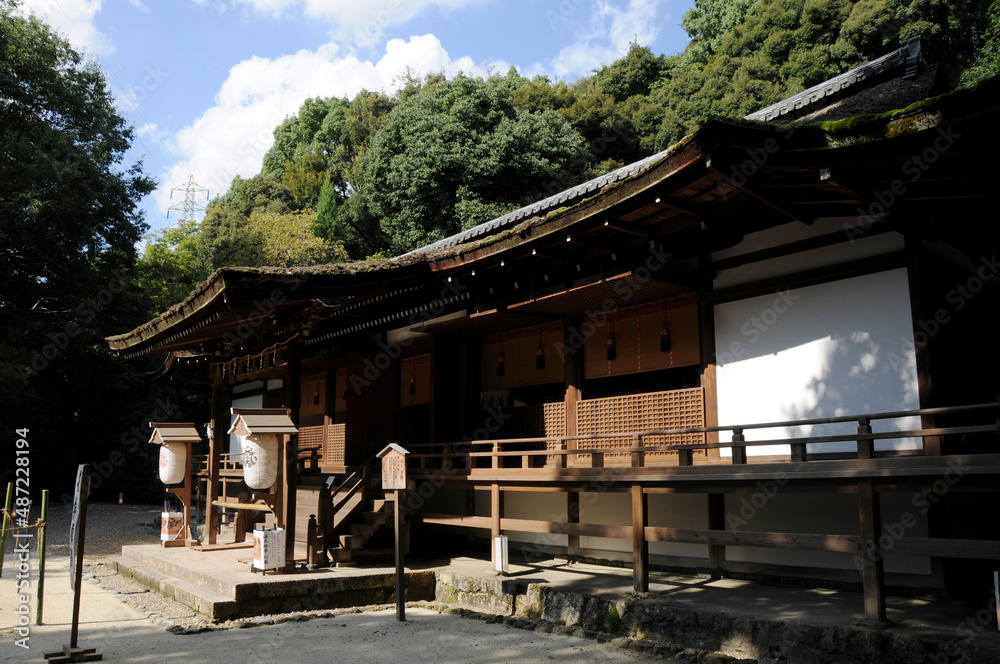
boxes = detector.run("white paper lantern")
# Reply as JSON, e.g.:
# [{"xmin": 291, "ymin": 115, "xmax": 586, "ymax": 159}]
[
  {"xmin": 158, "ymin": 441, "xmax": 187, "ymax": 485},
  {"xmin": 243, "ymin": 433, "xmax": 279, "ymax": 490}
]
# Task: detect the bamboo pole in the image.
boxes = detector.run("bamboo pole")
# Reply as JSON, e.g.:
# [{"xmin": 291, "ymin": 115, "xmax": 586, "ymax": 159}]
[
  {"xmin": 36, "ymin": 489, "xmax": 48, "ymax": 625},
  {"xmin": 0, "ymin": 482, "xmax": 12, "ymax": 577}
]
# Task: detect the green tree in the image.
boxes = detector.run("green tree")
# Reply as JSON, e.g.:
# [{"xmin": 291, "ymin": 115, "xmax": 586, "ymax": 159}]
[
  {"xmin": 0, "ymin": 1, "xmax": 193, "ymax": 499},
  {"xmin": 245, "ymin": 209, "xmax": 346, "ymax": 267},
  {"xmin": 135, "ymin": 220, "xmax": 211, "ymax": 316},
  {"xmin": 362, "ymin": 71, "xmax": 589, "ymax": 255}
]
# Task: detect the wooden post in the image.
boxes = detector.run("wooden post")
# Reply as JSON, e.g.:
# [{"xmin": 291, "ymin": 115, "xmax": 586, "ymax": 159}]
[
  {"xmin": 36, "ymin": 489, "xmax": 48, "ymax": 625},
  {"xmin": 0, "ymin": 482, "xmax": 11, "ymax": 577},
  {"xmin": 708, "ymin": 493, "xmax": 725, "ymax": 579},
  {"xmin": 632, "ymin": 484, "xmax": 648, "ymax": 592},
  {"xmin": 566, "ymin": 491, "xmax": 581, "ymax": 559},
  {"xmin": 731, "ymin": 428, "xmax": 747, "ymax": 465},
  {"xmin": 858, "ymin": 479, "xmax": 887, "ymax": 623},
  {"xmin": 284, "ymin": 339, "xmax": 302, "ymax": 570},
  {"xmin": 208, "ymin": 383, "xmax": 226, "ymax": 545},
  {"xmin": 697, "ymin": 284, "xmax": 721, "ymax": 460},
  {"xmin": 857, "ymin": 417, "xmax": 874, "ymax": 459},
  {"xmin": 394, "ymin": 488, "xmax": 405, "ymax": 622}
]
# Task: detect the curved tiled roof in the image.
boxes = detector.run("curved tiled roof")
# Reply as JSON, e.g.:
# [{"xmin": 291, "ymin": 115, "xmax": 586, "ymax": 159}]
[{"xmin": 398, "ymin": 146, "xmax": 676, "ymax": 257}]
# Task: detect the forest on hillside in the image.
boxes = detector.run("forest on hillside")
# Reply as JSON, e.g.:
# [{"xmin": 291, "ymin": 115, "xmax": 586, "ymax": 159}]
[
  {"xmin": 140, "ymin": 0, "xmax": 1000, "ymax": 318},
  {"xmin": 3, "ymin": 0, "xmax": 998, "ymax": 500}
]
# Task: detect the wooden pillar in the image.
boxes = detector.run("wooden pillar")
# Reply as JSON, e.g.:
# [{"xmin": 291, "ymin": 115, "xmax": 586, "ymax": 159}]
[
  {"xmin": 207, "ymin": 382, "xmax": 226, "ymax": 545},
  {"xmin": 632, "ymin": 484, "xmax": 648, "ymax": 592},
  {"xmin": 697, "ymin": 258, "xmax": 720, "ymax": 459},
  {"xmin": 858, "ymin": 479, "xmax": 887, "ymax": 623},
  {"xmin": 566, "ymin": 491, "xmax": 581, "ymax": 559},
  {"xmin": 283, "ymin": 339, "xmax": 301, "ymax": 569},
  {"xmin": 708, "ymin": 493, "xmax": 726, "ymax": 578},
  {"xmin": 564, "ymin": 318, "xmax": 583, "ymax": 554}
]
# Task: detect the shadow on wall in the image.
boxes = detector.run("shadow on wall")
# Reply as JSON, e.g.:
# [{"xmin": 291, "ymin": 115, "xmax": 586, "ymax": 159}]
[{"xmin": 714, "ymin": 268, "xmax": 921, "ymax": 453}]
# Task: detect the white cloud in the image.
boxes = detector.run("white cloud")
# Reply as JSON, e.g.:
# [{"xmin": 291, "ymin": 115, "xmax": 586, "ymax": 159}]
[
  {"xmin": 551, "ymin": 0, "xmax": 666, "ymax": 78},
  {"xmin": 19, "ymin": 0, "xmax": 114, "ymax": 55},
  {"xmin": 201, "ymin": 0, "xmax": 484, "ymax": 49},
  {"xmin": 156, "ymin": 34, "xmax": 488, "ymax": 213}
]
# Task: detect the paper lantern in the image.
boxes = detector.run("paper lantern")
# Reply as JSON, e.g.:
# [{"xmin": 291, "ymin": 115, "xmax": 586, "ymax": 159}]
[
  {"xmin": 158, "ymin": 441, "xmax": 187, "ymax": 485},
  {"xmin": 243, "ymin": 433, "xmax": 279, "ymax": 490}
]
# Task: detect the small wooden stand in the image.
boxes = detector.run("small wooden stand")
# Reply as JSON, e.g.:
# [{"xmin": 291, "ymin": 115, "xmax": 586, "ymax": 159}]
[
  {"xmin": 378, "ymin": 444, "xmax": 409, "ymax": 622},
  {"xmin": 45, "ymin": 465, "xmax": 102, "ymax": 662}
]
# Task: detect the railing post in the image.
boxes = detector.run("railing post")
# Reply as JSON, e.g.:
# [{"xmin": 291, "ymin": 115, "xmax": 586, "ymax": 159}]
[
  {"xmin": 559, "ymin": 439, "xmax": 568, "ymax": 469},
  {"xmin": 492, "ymin": 441, "xmax": 501, "ymax": 470},
  {"xmin": 631, "ymin": 434, "xmax": 644, "ymax": 468},
  {"xmin": 731, "ymin": 428, "xmax": 747, "ymax": 465},
  {"xmin": 857, "ymin": 417, "xmax": 874, "ymax": 459},
  {"xmin": 592, "ymin": 450, "xmax": 605, "ymax": 468}
]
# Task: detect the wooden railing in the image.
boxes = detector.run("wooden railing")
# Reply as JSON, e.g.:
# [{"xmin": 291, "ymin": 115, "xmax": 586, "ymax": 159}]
[{"xmin": 404, "ymin": 401, "xmax": 1000, "ymax": 472}]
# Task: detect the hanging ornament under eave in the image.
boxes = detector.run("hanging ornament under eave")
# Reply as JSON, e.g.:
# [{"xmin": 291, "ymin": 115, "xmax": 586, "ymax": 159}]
[
  {"xmin": 536, "ymin": 326, "xmax": 545, "ymax": 370},
  {"xmin": 607, "ymin": 319, "xmax": 617, "ymax": 362},
  {"xmin": 497, "ymin": 333, "xmax": 506, "ymax": 376}
]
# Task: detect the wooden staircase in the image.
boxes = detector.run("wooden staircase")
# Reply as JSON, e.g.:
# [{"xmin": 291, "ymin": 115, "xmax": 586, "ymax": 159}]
[{"xmin": 320, "ymin": 453, "xmax": 405, "ymax": 565}]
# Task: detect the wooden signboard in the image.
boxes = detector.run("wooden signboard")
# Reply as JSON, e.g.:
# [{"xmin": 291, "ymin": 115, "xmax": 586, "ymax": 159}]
[
  {"xmin": 377, "ymin": 444, "xmax": 409, "ymax": 622},
  {"xmin": 381, "ymin": 446, "xmax": 408, "ymax": 490}
]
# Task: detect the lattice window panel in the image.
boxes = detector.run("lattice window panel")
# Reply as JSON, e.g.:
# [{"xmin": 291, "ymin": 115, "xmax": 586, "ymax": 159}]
[
  {"xmin": 323, "ymin": 423, "xmax": 346, "ymax": 469},
  {"xmin": 575, "ymin": 388, "xmax": 706, "ymax": 466}
]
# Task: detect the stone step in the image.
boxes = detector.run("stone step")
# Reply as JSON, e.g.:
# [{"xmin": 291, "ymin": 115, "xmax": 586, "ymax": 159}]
[
  {"xmin": 360, "ymin": 510, "xmax": 388, "ymax": 525},
  {"xmin": 108, "ymin": 556, "xmax": 239, "ymax": 620},
  {"xmin": 115, "ymin": 546, "xmax": 237, "ymax": 598}
]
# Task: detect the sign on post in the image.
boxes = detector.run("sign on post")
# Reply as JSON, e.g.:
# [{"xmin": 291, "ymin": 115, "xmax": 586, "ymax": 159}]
[
  {"xmin": 377, "ymin": 444, "xmax": 409, "ymax": 622},
  {"xmin": 381, "ymin": 445, "xmax": 408, "ymax": 490},
  {"xmin": 46, "ymin": 464, "xmax": 102, "ymax": 663}
]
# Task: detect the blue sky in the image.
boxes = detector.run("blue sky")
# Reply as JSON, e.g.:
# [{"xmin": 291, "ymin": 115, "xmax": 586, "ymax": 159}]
[{"xmin": 20, "ymin": 0, "xmax": 696, "ymax": 236}]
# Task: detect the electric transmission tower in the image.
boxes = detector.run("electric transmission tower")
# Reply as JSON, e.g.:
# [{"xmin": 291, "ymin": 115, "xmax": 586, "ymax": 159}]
[{"xmin": 167, "ymin": 175, "xmax": 210, "ymax": 224}]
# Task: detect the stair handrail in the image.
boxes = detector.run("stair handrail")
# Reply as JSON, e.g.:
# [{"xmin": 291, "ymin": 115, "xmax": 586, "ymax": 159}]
[{"xmin": 329, "ymin": 450, "xmax": 382, "ymax": 528}]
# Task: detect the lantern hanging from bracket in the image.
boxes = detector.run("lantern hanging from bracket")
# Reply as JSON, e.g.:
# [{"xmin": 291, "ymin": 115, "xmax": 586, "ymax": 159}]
[
  {"xmin": 536, "ymin": 326, "xmax": 546, "ymax": 370},
  {"xmin": 660, "ymin": 310, "xmax": 672, "ymax": 353}
]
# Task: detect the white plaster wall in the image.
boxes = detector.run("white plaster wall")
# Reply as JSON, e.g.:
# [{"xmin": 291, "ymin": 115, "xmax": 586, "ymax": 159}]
[
  {"xmin": 504, "ymin": 491, "xmax": 569, "ymax": 550},
  {"xmin": 714, "ymin": 269, "xmax": 921, "ymax": 454},
  {"xmin": 648, "ymin": 493, "xmax": 710, "ymax": 559},
  {"xmin": 579, "ymin": 492, "xmax": 632, "ymax": 553}
]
